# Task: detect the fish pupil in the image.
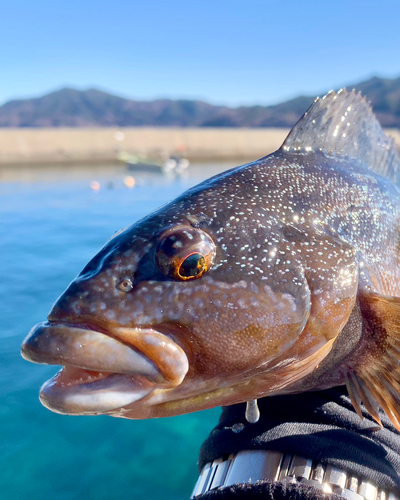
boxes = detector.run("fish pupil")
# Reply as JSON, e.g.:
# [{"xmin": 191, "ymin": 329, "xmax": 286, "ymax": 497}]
[{"xmin": 179, "ymin": 253, "xmax": 205, "ymax": 278}]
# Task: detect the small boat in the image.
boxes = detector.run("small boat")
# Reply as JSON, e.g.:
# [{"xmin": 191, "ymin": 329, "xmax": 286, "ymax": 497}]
[
  {"xmin": 162, "ymin": 155, "xmax": 190, "ymax": 175},
  {"xmin": 116, "ymin": 151, "xmax": 190, "ymax": 175}
]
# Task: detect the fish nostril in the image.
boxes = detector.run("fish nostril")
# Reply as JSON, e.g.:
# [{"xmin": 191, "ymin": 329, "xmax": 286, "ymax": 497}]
[{"xmin": 116, "ymin": 277, "xmax": 134, "ymax": 293}]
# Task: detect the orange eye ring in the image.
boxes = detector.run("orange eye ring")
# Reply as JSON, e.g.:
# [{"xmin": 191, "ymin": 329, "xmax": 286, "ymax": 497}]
[
  {"xmin": 176, "ymin": 252, "xmax": 207, "ymax": 280},
  {"xmin": 156, "ymin": 228, "xmax": 215, "ymax": 281}
]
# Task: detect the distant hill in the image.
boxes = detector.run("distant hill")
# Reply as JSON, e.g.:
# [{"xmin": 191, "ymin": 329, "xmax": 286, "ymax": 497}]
[
  {"xmin": 1, "ymin": 76, "xmax": 400, "ymax": 128},
  {"xmin": 0, "ymin": 89, "xmax": 230, "ymax": 128}
]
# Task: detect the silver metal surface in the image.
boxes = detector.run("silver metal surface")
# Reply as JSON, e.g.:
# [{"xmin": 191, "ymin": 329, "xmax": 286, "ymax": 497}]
[
  {"xmin": 210, "ymin": 457, "xmax": 232, "ymax": 490},
  {"xmin": 191, "ymin": 462, "xmax": 212, "ymax": 498},
  {"xmin": 299, "ymin": 478, "xmax": 333, "ymax": 493},
  {"xmin": 359, "ymin": 481, "xmax": 378, "ymax": 500},
  {"xmin": 191, "ymin": 450, "xmax": 399, "ymax": 500},
  {"xmin": 202, "ymin": 459, "xmax": 221, "ymax": 493},
  {"xmin": 349, "ymin": 476, "xmax": 360, "ymax": 493},
  {"xmin": 278, "ymin": 453, "xmax": 292, "ymax": 480},
  {"xmin": 325, "ymin": 464, "xmax": 347, "ymax": 488},
  {"xmin": 224, "ymin": 450, "xmax": 283, "ymax": 486},
  {"xmin": 311, "ymin": 463, "xmax": 325, "ymax": 483},
  {"xmin": 334, "ymin": 486, "xmax": 364, "ymax": 500},
  {"xmin": 290, "ymin": 455, "xmax": 312, "ymax": 480}
]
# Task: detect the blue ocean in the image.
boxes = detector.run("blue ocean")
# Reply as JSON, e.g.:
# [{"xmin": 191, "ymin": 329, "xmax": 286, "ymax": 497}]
[{"xmin": 0, "ymin": 161, "xmax": 236, "ymax": 500}]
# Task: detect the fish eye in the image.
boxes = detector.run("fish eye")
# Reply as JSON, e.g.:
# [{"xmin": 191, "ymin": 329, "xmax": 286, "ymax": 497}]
[
  {"xmin": 179, "ymin": 253, "xmax": 206, "ymax": 278},
  {"xmin": 156, "ymin": 227, "xmax": 215, "ymax": 281}
]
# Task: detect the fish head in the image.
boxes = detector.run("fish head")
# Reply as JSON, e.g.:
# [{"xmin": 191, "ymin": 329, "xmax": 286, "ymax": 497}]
[
  {"xmin": 22, "ymin": 167, "xmax": 317, "ymax": 419},
  {"xmin": 23, "ymin": 89, "xmax": 400, "ymax": 431}
]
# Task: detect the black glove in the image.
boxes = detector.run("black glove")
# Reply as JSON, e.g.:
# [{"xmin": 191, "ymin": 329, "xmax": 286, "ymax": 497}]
[{"xmin": 195, "ymin": 387, "xmax": 400, "ymax": 499}]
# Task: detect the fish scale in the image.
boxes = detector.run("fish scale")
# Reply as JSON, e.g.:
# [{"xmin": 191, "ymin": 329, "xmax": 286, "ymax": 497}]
[{"xmin": 21, "ymin": 89, "xmax": 400, "ymax": 429}]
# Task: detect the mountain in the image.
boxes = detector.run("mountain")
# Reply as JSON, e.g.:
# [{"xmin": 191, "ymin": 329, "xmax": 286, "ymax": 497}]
[
  {"xmin": 1, "ymin": 76, "xmax": 400, "ymax": 128},
  {"xmin": 0, "ymin": 88, "xmax": 226, "ymax": 127},
  {"xmin": 352, "ymin": 76, "xmax": 400, "ymax": 127}
]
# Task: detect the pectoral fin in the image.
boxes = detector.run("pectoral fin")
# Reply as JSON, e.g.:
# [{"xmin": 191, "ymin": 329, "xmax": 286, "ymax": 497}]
[{"xmin": 345, "ymin": 289, "xmax": 400, "ymax": 431}]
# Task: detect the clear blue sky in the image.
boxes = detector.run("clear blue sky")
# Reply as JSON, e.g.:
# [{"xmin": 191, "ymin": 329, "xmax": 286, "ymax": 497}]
[{"xmin": 1, "ymin": 0, "xmax": 400, "ymax": 107}]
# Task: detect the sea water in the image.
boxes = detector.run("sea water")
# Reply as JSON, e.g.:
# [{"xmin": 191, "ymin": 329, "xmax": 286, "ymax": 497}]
[{"xmin": 0, "ymin": 161, "xmax": 236, "ymax": 500}]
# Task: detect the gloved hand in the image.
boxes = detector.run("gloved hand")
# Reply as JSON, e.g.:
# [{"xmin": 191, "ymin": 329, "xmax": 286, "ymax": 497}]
[{"xmin": 194, "ymin": 387, "xmax": 400, "ymax": 499}]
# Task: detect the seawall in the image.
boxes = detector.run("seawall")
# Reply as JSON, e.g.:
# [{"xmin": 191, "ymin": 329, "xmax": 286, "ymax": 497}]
[{"xmin": 0, "ymin": 127, "xmax": 289, "ymax": 165}]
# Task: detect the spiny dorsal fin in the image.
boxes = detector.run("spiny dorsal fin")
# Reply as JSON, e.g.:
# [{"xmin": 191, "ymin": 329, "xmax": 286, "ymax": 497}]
[{"xmin": 281, "ymin": 89, "xmax": 400, "ymax": 184}]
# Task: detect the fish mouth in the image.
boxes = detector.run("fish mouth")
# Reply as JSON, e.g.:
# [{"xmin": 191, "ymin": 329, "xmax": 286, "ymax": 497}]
[{"xmin": 21, "ymin": 322, "xmax": 189, "ymax": 415}]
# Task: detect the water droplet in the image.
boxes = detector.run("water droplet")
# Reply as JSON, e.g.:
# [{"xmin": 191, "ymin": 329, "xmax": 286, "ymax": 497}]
[{"xmin": 231, "ymin": 423, "xmax": 245, "ymax": 433}]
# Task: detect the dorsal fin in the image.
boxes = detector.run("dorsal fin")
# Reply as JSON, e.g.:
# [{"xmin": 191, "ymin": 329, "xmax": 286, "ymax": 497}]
[{"xmin": 281, "ymin": 89, "xmax": 400, "ymax": 184}]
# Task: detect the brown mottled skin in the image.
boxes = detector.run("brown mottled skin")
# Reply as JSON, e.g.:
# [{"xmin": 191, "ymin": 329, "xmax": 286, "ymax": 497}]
[{"xmin": 21, "ymin": 91, "xmax": 400, "ymax": 428}]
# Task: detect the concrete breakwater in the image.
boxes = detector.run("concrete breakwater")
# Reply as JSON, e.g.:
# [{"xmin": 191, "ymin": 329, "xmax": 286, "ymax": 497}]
[
  {"xmin": 0, "ymin": 127, "xmax": 399, "ymax": 166},
  {"xmin": 0, "ymin": 127, "xmax": 288, "ymax": 165}
]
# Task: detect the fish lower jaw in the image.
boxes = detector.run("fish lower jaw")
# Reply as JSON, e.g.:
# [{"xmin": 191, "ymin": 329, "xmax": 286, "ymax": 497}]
[{"xmin": 39, "ymin": 365, "xmax": 155, "ymax": 415}]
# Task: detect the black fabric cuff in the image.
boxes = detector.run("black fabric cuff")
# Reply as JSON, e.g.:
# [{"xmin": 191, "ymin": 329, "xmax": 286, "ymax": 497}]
[{"xmin": 198, "ymin": 388, "xmax": 400, "ymax": 493}]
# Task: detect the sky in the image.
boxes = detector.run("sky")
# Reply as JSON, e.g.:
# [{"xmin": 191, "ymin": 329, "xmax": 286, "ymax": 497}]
[{"xmin": 1, "ymin": 0, "xmax": 400, "ymax": 107}]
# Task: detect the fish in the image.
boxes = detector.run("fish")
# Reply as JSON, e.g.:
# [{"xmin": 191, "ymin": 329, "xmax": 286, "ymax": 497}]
[{"xmin": 21, "ymin": 89, "xmax": 400, "ymax": 429}]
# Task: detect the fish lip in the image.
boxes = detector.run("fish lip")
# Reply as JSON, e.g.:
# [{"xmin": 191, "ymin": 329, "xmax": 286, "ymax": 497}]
[
  {"xmin": 21, "ymin": 321, "xmax": 163, "ymax": 381},
  {"xmin": 47, "ymin": 317, "xmax": 115, "ymax": 338},
  {"xmin": 39, "ymin": 369, "xmax": 156, "ymax": 415},
  {"xmin": 21, "ymin": 319, "xmax": 190, "ymax": 415},
  {"xmin": 21, "ymin": 321, "xmax": 161, "ymax": 414}
]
